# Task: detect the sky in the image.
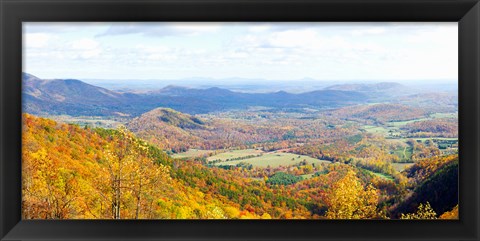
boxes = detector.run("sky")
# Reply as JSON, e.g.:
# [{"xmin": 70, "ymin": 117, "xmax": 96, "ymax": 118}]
[{"xmin": 23, "ymin": 22, "xmax": 458, "ymax": 83}]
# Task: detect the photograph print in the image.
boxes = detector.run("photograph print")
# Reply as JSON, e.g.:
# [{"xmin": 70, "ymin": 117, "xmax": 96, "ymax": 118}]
[{"xmin": 22, "ymin": 22, "xmax": 458, "ymax": 219}]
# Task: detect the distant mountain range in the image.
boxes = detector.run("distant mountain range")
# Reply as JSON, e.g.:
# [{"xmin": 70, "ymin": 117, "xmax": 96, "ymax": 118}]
[
  {"xmin": 22, "ymin": 73, "xmax": 372, "ymax": 117},
  {"xmin": 324, "ymin": 82, "xmax": 405, "ymax": 92},
  {"xmin": 324, "ymin": 82, "xmax": 414, "ymax": 97},
  {"xmin": 82, "ymin": 77, "xmax": 335, "ymax": 93}
]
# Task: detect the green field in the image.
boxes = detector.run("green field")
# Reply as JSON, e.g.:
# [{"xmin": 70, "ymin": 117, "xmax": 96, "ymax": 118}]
[
  {"xmin": 47, "ymin": 115, "xmax": 126, "ymax": 128},
  {"xmin": 392, "ymin": 162, "xmax": 414, "ymax": 172},
  {"xmin": 387, "ymin": 119, "xmax": 428, "ymax": 127},
  {"xmin": 368, "ymin": 170, "xmax": 394, "ymax": 181},
  {"xmin": 172, "ymin": 149, "xmax": 214, "ymax": 159},
  {"xmin": 412, "ymin": 137, "xmax": 458, "ymax": 142},
  {"xmin": 387, "ymin": 113, "xmax": 457, "ymax": 128},
  {"xmin": 392, "ymin": 146, "xmax": 413, "ymax": 160},
  {"xmin": 212, "ymin": 151, "xmax": 331, "ymax": 168},
  {"xmin": 300, "ymin": 173, "xmax": 315, "ymax": 179},
  {"xmin": 207, "ymin": 149, "xmax": 264, "ymax": 162},
  {"xmin": 363, "ymin": 125, "xmax": 389, "ymax": 134},
  {"xmin": 372, "ymin": 172, "xmax": 394, "ymax": 181},
  {"xmin": 430, "ymin": 112, "xmax": 457, "ymax": 118}
]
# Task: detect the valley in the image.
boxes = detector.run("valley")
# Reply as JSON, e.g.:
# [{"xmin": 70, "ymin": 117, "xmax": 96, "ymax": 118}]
[{"xmin": 21, "ymin": 73, "xmax": 459, "ymax": 220}]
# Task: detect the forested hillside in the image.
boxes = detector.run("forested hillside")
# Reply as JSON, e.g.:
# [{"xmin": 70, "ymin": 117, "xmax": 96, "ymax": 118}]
[
  {"xmin": 126, "ymin": 108, "xmax": 290, "ymax": 152},
  {"xmin": 22, "ymin": 114, "xmax": 256, "ymax": 219},
  {"xmin": 22, "ymin": 114, "xmax": 458, "ymax": 219}
]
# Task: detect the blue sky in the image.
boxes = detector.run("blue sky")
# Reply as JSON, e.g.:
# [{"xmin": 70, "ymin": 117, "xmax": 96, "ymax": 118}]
[{"xmin": 23, "ymin": 22, "xmax": 457, "ymax": 83}]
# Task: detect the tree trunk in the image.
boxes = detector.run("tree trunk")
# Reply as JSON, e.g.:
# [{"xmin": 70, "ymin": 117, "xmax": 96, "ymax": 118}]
[
  {"xmin": 112, "ymin": 176, "xmax": 121, "ymax": 219},
  {"xmin": 135, "ymin": 179, "xmax": 142, "ymax": 219}
]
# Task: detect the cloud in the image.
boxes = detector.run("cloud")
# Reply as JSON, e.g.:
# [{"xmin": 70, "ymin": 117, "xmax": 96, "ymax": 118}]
[
  {"xmin": 267, "ymin": 29, "xmax": 319, "ymax": 48},
  {"xmin": 97, "ymin": 23, "xmax": 221, "ymax": 37},
  {"xmin": 230, "ymin": 29, "xmax": 387, "ymax": 62},
  {"xmin": 246, "ymin": 23, "xmax": 325, "ymax": 35},
  {"xmin": 69, "ymin": 38, "xmax": 102, "ymax": 59},
  {"xmin": 24, "ymin": 22, "xmax": 105, "ymax": 33},
  {"xmin": 351, "ymin": 27, "xmax": 386, "ymax": 36},
  {"xmin": 223, "ymin": 24, "xmax": 460, "ymax": 80},
  {"xmin": 133, "ymin": 45, "xmax": 176, "ymax": 61},
  {"xmin": 71, "ymin": 38, "xmax": 99, "ymax": 50},
  {"xmin": 248, "ymin": 25, "xmax": 271, "ymax": 33},
  {"xmin": 24, "ymin": 33, "xmax": 52, "ymax": 48},
  {"xmin": 23, "ymin": 22, "xmax": 458, "ymax": 81},
  {"xmin": 405, "ymin": 25, "xmax": 457, "ymax": 44},
  {"xmin": 169, "ymin": 23, "xmax": 220, "ymax": 34}
]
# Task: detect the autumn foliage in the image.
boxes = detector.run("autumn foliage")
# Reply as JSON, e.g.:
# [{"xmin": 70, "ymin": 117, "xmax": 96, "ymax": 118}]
[
  {"xmin": 22, "ymin": 114, "xmax": 254, "ymax": 219},
  {"xmin": 325, "ymin": 170, "xmax": 380, "ymax": 219},
  {"xmin": 22, "ymin": 114, "xmax": 458, "ymax": 219}
]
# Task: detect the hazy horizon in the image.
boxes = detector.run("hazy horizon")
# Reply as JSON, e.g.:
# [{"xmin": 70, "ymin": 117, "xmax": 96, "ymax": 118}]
[{"xmin": 24, "ymin": 71, "xmax": 457, "ymax": 94}]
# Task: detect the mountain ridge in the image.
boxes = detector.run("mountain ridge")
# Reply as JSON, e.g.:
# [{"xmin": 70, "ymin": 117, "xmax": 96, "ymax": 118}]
[
  {"xmin": 23, "ymin": 73, "xmax": 371, "ymax": 116},
  {"xmin": 323, "ymin": 82, "xmax": 407, "ymax": 92}
]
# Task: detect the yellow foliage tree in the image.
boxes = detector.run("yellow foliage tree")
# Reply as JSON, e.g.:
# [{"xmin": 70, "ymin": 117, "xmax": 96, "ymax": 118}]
[
  {"xmin": 97, "ymin": 126, "xmax": 172, "ymax": 219},
  {"xmin": 22, "ymin": 114, "xmax": 263, "ymax": 220},
  {"xmin": 400, "ymin": 202, "xmax": 437, "ymax": 219},
  {"xmin": 325, "ymin": 169, "xmax": 379, "ymax": 219}
]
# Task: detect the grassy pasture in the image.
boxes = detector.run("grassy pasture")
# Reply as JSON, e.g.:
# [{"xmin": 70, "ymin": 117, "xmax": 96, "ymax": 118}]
[
  {"xmin": 387, "ymin": 112, "xmax": 457, "ymax": 127},
  {"xmin": 358, "ymin": 168, "xmax": 395, "ymax": 181},
  {"xmin": 172, "ymin": 149, "xmax": 214, "ymax": 159},
  {"xmin": 48, "ymin": 115, "xmax": 125, "ymax": 128},
  {"xmin": 369, "ymin": 171, "xmax": 394, "ymax": 181},
  {"xmin": 392, "ymin": 163, "xmax": 414, "ymax": 172},
  {"xmin": 300, "ymin": 173, "xmax": 315, "ymax": 179},
  {"xmin": 363, "ymin": 125, "xmax": 389, "ymax": 134},
  {"xmin": 213, "ymin": 152, "xmax": 330, "ymax": 168},
  {"xmin": 387, "ymin": 119, "xmax": 428, "ymax": 127},
  {"xmin": 430, "ymin": 112, "xmax": 457, "ymax": 118},
  {"xmin": 391, "ymin": 146, "xmax": 413, "ymax": 160},
  {"xmin": 371, "ymin": 172, "xmax": 394, "ymax": 181},
  {"xmin": 207, "ymin": 149, "xmax": 264, "ymax": 162},
  {"xmin": 391, "ymin": 137, "xmax": 458, "ymax": 144},
  {"xmin": 412, "ymin": 137, "xmax": 458, "ymax": 142}
]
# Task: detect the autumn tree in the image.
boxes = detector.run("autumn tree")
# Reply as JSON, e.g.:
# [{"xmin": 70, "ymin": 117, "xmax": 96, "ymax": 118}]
[
  {"xmin": 439, "ymin": 205, "xmax": 458, "ymax": 219},
  {"xmin": 99, "ymin": 126, "xmax": 171, "ymax": 219},
  {"xmin": 325, "ymin": 169, "xmax": 379, "ymax": 219},
  {"xmin": 400, "ymin": 202, "xmax": 437, "ymax": 219},
  {"xmin": 23, "ymin": 148, "xmax": 80, "ymax": 218}
]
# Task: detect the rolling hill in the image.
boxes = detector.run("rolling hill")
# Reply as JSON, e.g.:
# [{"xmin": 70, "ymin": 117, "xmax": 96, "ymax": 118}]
[
  {"xmin": 330, "ymin": 103, "xmax": 428, "ymax": 123},
  {"xmin": 126, "ymin": 108, "xmax": 288, "ymax": 152},
  {"xmin": 22, "ymin": 73, "xmax": 370, "ymax": 117},
  {"xmin": 22, "ymin": 73, "xmax": 146, "ymax": 116},
  {"xmin": 395, "ymin": 92, "xmax": 458, "ymax": 112}
]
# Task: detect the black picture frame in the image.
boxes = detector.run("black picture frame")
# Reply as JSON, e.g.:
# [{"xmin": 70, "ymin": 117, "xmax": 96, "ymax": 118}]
[{"xmin": 1, "ymin": 0, "xmax": 479, "ymax": 240}]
